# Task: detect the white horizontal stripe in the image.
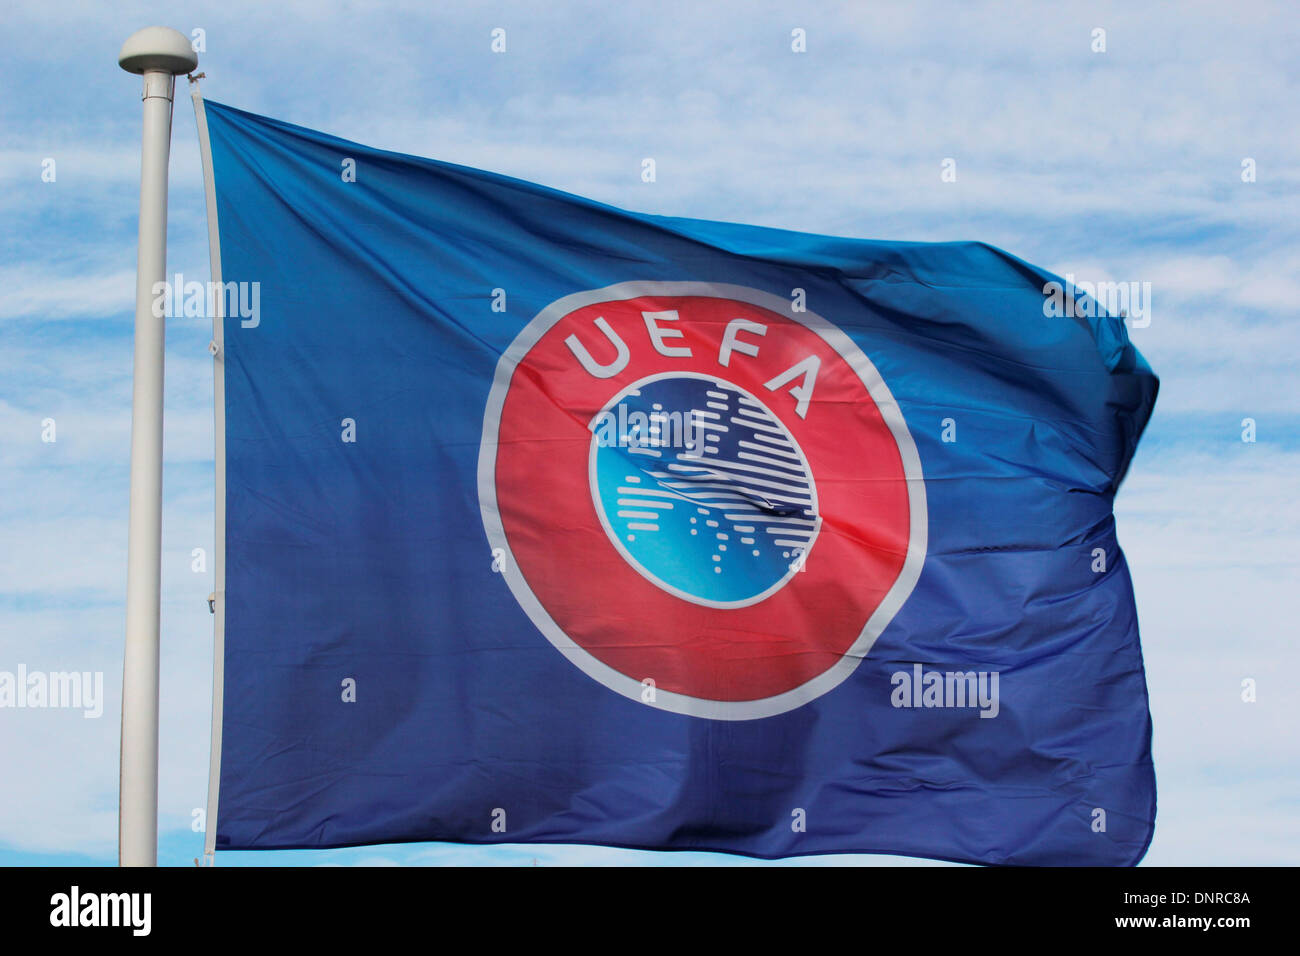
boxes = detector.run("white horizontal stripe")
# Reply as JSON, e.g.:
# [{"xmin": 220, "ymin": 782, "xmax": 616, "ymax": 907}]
[
  {"xmin": 733, "ymin": 405, "xmax": 775, "ymax": 425},
  {"xmin": 658, "ymin": 481, "xmax": 811, "ymax": 508},
  {"xmin": 752, "ymin": 430, "xmax": 795, "ymax": 449},
  {"xmin": 766, "ymin": 525, "xmax": 814, "ymax": 537},
  {"xmin": 737, "ymin": 439, "xmax": 801, "ymax": 461},
  {"xmin": 668, "ymin": 456, "xmax": 810, "ymax": 489},
  {"xmin": 627, "ymin": 523, "xmax": 659, "ymax": 531},
  {"xmin": 728, "ymin": 415, "xmax": 784, "ymax": 436},
  {"xmin": 658, "ymin": 468, "xmax": 811, "ymax": 499},
  {"xmin": 664, "ymin": 462, "xmax": 811, "ymax": 497},
  {"xmin": 725, "ymin": 512, "xmax": 816, "ymax": 525},
  {"xmin": 679, "ymin": 494, "xmax": 753, "ymax": 507},
  {"xmin": 737, "ymin": 451, "xmax": 808, "ymax": 476}
]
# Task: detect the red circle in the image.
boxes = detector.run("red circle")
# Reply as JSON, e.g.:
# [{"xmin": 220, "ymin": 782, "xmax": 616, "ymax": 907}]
[{"xmin": 496, "ymin": 295, "xmax": 910, "ymax": 702}]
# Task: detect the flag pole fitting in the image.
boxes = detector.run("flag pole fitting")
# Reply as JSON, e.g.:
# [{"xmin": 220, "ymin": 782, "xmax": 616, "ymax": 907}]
[
  {"xmin": 116, "ymin": 25, "xmax": 197, "ymax": 869},
  {"xmin": 118, "ymin": 27, "xmax": 198, "ymax": 76}
]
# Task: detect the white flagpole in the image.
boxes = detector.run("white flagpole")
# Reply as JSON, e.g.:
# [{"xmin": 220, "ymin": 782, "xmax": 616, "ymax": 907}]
[{"xmin": 116, "ymin": 27, "xmax": 197, "ymax": 868}]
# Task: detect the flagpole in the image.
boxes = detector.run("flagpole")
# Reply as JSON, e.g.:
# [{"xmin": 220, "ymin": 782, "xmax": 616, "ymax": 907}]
[{"xmin": 117, "ymin": 26, "xmax": 197, "ymax": 868}]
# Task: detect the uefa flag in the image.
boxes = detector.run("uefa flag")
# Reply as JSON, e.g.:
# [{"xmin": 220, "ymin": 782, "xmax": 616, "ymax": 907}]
[{"xmin": 194, "ymin": 97, "xmax": 1157, "ymax": 865}]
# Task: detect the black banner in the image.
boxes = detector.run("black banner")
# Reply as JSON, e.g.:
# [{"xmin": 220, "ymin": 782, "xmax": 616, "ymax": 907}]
[{"xmin": 0, "ymin": 864, "xmax": 1278, "ymax": 943}]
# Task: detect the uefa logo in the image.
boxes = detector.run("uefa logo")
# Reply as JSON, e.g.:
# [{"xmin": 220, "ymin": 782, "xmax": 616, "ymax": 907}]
[{"xmin": 479, "ymin": 282, "xmax": 927, "ymax": 719}]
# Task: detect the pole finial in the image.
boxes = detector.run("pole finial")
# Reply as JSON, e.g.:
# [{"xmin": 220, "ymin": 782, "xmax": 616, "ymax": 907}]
[{"xmin": 118, "ymin": 27, "xmax": 197, "ymax": 75}]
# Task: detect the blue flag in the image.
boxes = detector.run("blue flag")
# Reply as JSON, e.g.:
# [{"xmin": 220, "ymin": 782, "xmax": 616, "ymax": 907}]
[{"xmin": 196, "ymin": 97, "xmax": 1157, "ymax": 865}]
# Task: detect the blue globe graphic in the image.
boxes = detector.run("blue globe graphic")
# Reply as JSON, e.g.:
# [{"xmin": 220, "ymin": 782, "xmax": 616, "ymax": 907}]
[{"xmin": 590, "ymin": 374, "xmax": 819, "ymax": 607}]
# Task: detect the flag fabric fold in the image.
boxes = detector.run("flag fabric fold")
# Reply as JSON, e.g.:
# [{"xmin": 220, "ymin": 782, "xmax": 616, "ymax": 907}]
[{"xmin": 198, "ymin": 97, "xmax": 1157, "ymax": 865}]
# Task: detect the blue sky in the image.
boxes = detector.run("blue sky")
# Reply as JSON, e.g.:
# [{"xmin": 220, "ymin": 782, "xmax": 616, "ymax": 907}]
[{"xmin": 1, "ymin": 0, "xmax": 1297, "ymax": 866}]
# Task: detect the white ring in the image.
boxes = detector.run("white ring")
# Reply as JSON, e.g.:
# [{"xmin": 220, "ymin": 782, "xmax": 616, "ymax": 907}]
[{"xmin": 478, "ymin": 281, "xmax": 928, "ymax": 720}]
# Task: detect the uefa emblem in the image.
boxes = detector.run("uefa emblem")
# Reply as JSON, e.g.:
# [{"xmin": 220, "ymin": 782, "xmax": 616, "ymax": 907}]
[{"xmin": 479, "ymin": 282, "xmax": 927, "ymax": 719}]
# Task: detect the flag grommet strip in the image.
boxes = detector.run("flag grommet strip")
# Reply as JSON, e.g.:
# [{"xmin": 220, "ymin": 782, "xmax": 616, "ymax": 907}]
[{"xmin": 191, "ymin": 83, "xmax": 226, "ymax": 859}]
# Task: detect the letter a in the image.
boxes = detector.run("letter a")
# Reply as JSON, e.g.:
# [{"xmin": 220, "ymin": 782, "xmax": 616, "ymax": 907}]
[{"xmin": 764, "ymin": 355, "xmax": 820, "ymax": 419}]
